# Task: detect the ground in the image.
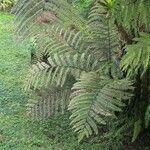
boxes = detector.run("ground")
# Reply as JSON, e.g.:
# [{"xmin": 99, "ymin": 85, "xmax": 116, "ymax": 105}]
[{"xmin": 0, "ymin": 12, "xmax": 105, "ymax": 150}]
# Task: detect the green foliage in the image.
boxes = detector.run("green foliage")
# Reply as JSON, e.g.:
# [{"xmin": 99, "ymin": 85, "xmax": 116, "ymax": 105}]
[
  {"xmin": 145, "ymin": 104, "xmax": 150, "ymax": 128},
  {"xmin": 13, "ymin": 0, "xmax": 131, "ymax": 143},
  {"xmin": 67, "ymin": 0, "xmax": 93, "ymax": 17},
  {"xmin": 132, "ymin": 119, "xmax": 142, "ymax": 142},
  {"xmin": 101, "ymin": 116, "xmax": 134, "ymax": 149},
  {"xmin": 69, "ymin": 72, "xmax": 133, "ymax": 142},
  {"xmin": 72, "ymin": 0, "xmax": 93, "ymax": 15},
  {"xmin": 26, "ymin": 87, "xmax": 71, "ymax": 119},
  {"xmin": 121, "ymin": 33, "xmax": 150, "ymax": 76},
  {"xmin": 25, "ymin": 53, "xmax": 100, "ymax": 91},
  {"xmin": 113, "ymin": 0, "xmax": 150, "ymax": 34},
  {"xmin": 72, "ymin": 0, "xmax": 93, "ymax": 8},
  {"xmin": 0, "ymin": 0, "xmax": 15, "ymax": 10},
  {"xmin": 12, "ymin": 0, "xmax": 150, "ymax": 148},
  {"xmin": 12, "ymin": 0, "xmax": 138, "ymax": 144}
]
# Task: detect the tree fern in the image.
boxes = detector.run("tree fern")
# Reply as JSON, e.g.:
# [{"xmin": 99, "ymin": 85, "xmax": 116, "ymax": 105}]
[{"xmin": 14, "ymin": 0, "xmax": 144, "ymax": 144}]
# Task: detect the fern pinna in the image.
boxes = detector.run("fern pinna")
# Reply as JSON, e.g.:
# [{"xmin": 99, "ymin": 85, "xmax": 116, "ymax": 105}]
[{"xmin": 14, "ymin": 0, "xmax": 150, "ymax": 145}]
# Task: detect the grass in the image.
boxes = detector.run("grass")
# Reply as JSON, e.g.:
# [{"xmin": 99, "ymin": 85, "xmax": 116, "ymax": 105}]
[
  {"xmin": 0, "ymin": 12, "xmax": 29, "ymax": 113},
  {"xmin": 0, "ymin": 12, "xmax": 105, "ymax": 150}
]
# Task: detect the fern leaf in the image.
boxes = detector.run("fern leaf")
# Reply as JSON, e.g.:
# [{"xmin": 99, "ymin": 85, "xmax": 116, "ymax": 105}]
[
  {"xmin": 87, "ymin": 0, "xmax": 119, "ymax": 60},
  {"xmin": 132, "ymin": 119, "xmax": 142, "ymax": 142},
  {"xmin": 26, "ymin": 87, "xmax": 71, "ymax": 119},
  {"xmin": 121, "ymin": 33, "xmax": 150, "ymax": 76},
  {"xmin": 69, "ymin": 72, "xmax": 133, "ymax": 142}
]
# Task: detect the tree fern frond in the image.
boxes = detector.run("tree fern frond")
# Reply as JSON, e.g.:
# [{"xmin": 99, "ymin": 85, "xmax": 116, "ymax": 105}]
[
  {"xmin": 25, "ymin": 52, "xmax": 101, "ymax": 90},
  {"xmin": 121, "ymin": 32, "xmax": 150, "ymax": 76},
  {"xmin": 132, "ymin": 119, "xmax": 142, "ymax": 142},
  {"xmin": 87, "ymin": 0, "xmax": 119, "ymax": 60},
  {"xmin": 25, "ymin": 62, "xmax": 50, "ymax": 91},
  {"xmin": 14, "ymin": 0, "xmax": 88, "ymax": 38},
  {"xmin": 113, "ymin": 0, "xmax": 150, "ymax": 33},
  {"xmin": 14, "ymin": 0, "xmax": 119, "ymax": 65},
  {"xmin": 15, "ymin": 0, "xmax": 45, "ymax": 34},
  {"xmin": 35, "ymin": 24, "xmax": 87, "ymax": 59},
  {"xmin": 69, "ymin": 72, "xmax": 133, "ymax": 142},
  {"xmin": 26, "ymin": 87, "xmax": 71, "ymax": 120}
]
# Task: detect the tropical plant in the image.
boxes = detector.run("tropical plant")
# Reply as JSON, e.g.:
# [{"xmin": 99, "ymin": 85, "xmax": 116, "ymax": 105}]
[{"xmin": 14, "ymin": 0, "xmax": 150, "ymax": 147}]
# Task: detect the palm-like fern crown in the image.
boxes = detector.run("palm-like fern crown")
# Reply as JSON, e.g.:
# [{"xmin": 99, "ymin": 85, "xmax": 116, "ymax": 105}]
[{"xmin": 14, "ymin": 0, "xmax": 135, "ymax": 142}]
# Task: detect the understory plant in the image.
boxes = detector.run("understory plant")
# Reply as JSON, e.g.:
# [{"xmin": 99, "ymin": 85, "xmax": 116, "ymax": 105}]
[{"xmin": 14, "ymin": 0, "xmax": 150, "ymax": 147}]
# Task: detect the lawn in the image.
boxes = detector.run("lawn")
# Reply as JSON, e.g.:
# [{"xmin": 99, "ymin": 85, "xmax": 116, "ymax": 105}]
[
  {"xmin": 0, "ymin": 12, "xmax": 105, "ymax": 150},
  {"xmin": 0, "ymin": 12, "xmax": 29, "ymax": 113}
]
